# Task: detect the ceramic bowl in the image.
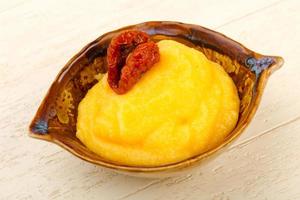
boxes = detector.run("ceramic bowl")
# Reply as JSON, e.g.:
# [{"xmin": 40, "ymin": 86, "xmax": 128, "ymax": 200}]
[{"xmin": 29, "ymin": 21, "xmax": 283, "ymax": 177}]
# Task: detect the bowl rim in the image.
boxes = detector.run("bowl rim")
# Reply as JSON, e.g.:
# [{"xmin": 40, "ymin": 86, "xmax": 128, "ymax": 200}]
[{"xmin": 29, "ymin": 21, "xmax": 284, "ymax": 173}]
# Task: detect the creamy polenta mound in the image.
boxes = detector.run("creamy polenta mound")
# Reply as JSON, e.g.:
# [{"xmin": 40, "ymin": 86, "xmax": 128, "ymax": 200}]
[{"xmin": 76, "ymin": 40, "xmax": 239, "ymax": 167}]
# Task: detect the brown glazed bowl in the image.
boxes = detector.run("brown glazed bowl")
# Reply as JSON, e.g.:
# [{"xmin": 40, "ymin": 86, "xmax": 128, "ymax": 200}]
[{"xmin": 29, "ymin": 21, "xmax": 283, "ymax": 177}]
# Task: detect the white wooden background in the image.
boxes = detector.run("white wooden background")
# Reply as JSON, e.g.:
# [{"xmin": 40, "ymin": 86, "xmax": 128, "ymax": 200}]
[{"xmin": 1, "ymin": 0, "xmax": 300, "ymax": 199}]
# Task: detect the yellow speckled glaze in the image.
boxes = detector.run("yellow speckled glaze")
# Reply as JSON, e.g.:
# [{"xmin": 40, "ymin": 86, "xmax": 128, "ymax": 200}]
[{"xmin": 76, "ymin": 40, "xmax": 239, "ymax": 167}]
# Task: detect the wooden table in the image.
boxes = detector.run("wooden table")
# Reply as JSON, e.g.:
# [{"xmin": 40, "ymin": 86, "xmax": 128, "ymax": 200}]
[{"xmin": 1, "ymin": 0, "xmax": 299, "ymax": 199}]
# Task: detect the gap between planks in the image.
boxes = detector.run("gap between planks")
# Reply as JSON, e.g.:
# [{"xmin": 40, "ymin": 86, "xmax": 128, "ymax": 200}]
[
  {"xmin": 228, "ymin": 115, "xmax": 300, "ymax": 150},
  {"xmin": 117, "ymin": 178, "xmax": 171, "ymax": 200}
]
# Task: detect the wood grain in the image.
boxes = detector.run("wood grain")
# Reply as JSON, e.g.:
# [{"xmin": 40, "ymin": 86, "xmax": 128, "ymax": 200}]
[{"xmin": 0, "ymin": 0, "xmax": 299, "ymax": 199}]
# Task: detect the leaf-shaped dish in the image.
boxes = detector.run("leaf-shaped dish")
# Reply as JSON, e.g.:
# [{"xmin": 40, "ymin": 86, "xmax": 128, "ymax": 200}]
[{"xmin": 29, "ymin": 21, "xmax": 283, "ymax": 177}]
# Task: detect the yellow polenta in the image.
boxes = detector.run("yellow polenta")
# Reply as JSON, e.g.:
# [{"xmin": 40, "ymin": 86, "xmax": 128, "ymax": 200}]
[{"xmin": 76, "ymin": 40, "xmax": 239, "ymax": 166}]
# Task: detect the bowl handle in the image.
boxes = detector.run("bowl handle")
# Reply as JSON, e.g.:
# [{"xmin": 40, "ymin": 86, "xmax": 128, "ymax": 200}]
[
  {"xmin": 29, "ymin": 119, "xmax": 52, "ymax": 141},
  {"xmin": 245, "ymin": 55, "xmax": 284, "ymax": 76}
]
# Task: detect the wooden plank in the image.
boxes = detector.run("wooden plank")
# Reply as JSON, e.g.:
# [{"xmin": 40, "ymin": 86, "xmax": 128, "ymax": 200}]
[
  {"xmin": 117, "ymin": 119, "xmax": 300, "ymax": 200},
  {"xmin": 216, "ymin": 0, "xmax": 300, "ymax": 144},
  {"xmin": 0, "ymin": 0, "xmax": 299, "ymax": 199},
  {"xmin": 0, "ymin": 0, "xmax": 29, "ymax": 14}
]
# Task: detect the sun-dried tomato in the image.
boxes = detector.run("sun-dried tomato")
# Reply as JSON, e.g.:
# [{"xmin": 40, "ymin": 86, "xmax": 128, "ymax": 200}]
[{"xmin": 107, "ymin": 30, "xmax": 160, "ymax": 94}]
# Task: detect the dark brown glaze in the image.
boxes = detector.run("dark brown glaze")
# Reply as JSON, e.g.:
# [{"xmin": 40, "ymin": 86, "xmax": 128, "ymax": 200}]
[{"xmin": 29, "ymin": 21, "xmax": 283, "ymax": 173}]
